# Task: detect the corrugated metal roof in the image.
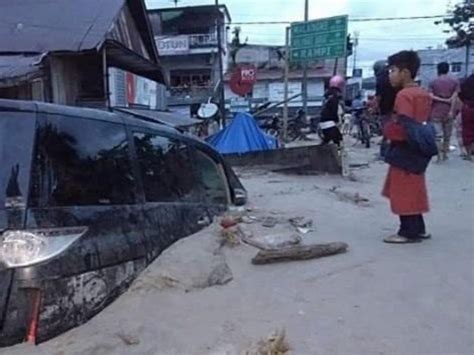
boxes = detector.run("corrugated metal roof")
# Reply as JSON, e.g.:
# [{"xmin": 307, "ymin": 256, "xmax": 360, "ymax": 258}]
[
  {"xmin": 115, "ymin": 107, "xmax": 201, "ymax": 127},
  {"xmin": 0, "ymin": 54, "xmax": 43, "ymax": 82},
  {"xmin": 0, "ymin": 0, "xmax": 165, "ymax": 84},
  {"xmin": 0, "ymin": 0, "xmax": 125, "ymax": 53}
]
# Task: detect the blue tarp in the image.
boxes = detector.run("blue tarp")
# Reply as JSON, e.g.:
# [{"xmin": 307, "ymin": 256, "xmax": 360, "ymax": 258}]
[{"xmin": 207, "ymin": 112, "xmax": 278, "ymax": 154}]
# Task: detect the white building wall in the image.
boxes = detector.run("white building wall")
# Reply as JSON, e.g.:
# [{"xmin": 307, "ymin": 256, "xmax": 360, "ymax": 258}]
[
  {"xmin": 108, "ymin": 67, "xmax": 166, "ymax": 110},
  {"xmin": 418, "ymin": 47, "xmax": 474, "ymax": 88}
]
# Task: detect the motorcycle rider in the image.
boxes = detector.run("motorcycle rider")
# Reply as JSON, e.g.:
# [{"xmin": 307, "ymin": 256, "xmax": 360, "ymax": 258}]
[{"xmin": 319, "ymin": 75, "xmax": 345, "ymax": 146}]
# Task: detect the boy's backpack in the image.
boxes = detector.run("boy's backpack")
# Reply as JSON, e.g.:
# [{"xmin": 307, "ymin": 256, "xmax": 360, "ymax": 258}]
[
  {"xmin": 399, "ymin": 116, "xmax": 438, "ymax": 158},
  {"xmin": 385, "ymin": 116, "xmax": 438, "ymax": 175}
]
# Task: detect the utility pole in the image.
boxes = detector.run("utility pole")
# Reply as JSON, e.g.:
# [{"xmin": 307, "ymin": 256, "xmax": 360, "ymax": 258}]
[
  {"xmin": 283, "ymin": 26, "xmax": 290, "ymax": 142},
  {"xmin": 301, "ymin": 0, "xmax": 309, "ymax": 121},
  {"xmin": 215, "ymin": 0, "xmax": 226, "ymax": 127},
  {"xmin": 352, "ymin": 31, "xmax": 359, "ymax": 76}
]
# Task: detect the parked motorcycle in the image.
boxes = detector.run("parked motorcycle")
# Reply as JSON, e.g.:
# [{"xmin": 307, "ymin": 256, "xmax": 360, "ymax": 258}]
[{"xmin": 260, "ymin": 111, "xmax": 308, "ymax": 141}]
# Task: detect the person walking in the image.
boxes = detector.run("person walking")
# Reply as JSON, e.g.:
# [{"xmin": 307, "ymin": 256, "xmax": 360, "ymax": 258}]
[
  {"xmin": 429, "ymin": 62, "xmax": 460, "ymax": 162},
  {"xmin": 382, "ymin": 51, "xmax": 433, "ymax": 244}
]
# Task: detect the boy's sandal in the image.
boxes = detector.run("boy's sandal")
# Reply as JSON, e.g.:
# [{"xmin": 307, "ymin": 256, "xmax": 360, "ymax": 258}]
[{"xmin": 383, "ymin": 235, "xmax": 422, "ymax": 244}]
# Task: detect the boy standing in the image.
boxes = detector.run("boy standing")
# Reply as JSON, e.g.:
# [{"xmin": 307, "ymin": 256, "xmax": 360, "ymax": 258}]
[{"xmin": 382, "ymin": 51, "xmax": 432, "ymax": 244}]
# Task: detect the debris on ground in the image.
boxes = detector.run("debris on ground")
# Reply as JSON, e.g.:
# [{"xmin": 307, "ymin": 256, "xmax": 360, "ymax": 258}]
[
  {"xmin": 349, "ymin": 162, "xmax": 370, "ymax": 169},
  {"xmin": 227, "ymin": 205, "xmax": 248, "ymax": 218},
  {"xmin": 241, "ymin": 215, "xmax": 259, "ymax": 224},
  {"xmin": 252, "ymin": 242, "xmax": 349, "ymax": 265},
  {"xmin": 221, "ymin": 215, "xmax": 241, "ymax": 228},
  {"xmin": 220, "ymin": 225, "xmax": 242, "ymax": 247},
  {"xmin": 262, "ymin": 216, "xmax": 279, "ymax": 228},
  {"xmin": 245, "ymin": 328, "xmax": 291, "ymax": 355},
  {"xmin": 346, "ymin": 172, "xmax": 360, "ymax": 182},
  {"xmin": 329, "ymin": 187, "xmax": 370, "ymax": 207},
  {"xmin": 289, "ymin": 217, "xmax": 314, "ymax": 234},
  {"xmin": 241, "ymin": 232, "xmax": 302, "ymax": 251},
  {"xmin": 115, "ymin": 332, "xmax": 140, "ymax": 346}
]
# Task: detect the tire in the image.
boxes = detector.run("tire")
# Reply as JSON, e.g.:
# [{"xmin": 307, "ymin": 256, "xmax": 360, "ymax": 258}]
[
  {"xmin": 362, "ymin": 121, "xmax": 371, "ymax": 148},
  {"xmin": 267, "ymin": 128, "xmax": 279, "ymax": 137}
]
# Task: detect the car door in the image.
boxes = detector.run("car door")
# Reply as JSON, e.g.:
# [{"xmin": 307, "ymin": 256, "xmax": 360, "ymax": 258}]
[
  {"xmin": 192, "ymin": 147, "xmax": 232, "ymax": 207},
  {"xmin": 130, "ymin": 128, "xmax": 218, "ymax": 262},
  {"xmin": 18, "ymin": 112, "xmax": 149, "ymax": 342}
]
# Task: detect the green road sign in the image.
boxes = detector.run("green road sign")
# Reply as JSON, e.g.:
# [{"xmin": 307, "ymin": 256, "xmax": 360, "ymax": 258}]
[{"xmin": 290, "ymin": 15, "xmax": 348, "ymax": 62}]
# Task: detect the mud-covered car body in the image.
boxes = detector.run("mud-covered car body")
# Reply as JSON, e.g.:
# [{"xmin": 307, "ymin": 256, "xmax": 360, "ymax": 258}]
[{"xmin": 0, "ymin": 99, "xmax": 245, "ymax": 346}]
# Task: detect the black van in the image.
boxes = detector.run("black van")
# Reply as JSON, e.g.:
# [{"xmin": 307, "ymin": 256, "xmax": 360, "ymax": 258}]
[{"xmin": 0, "ymin": 99, "xmax": 245, "ymax": 346}]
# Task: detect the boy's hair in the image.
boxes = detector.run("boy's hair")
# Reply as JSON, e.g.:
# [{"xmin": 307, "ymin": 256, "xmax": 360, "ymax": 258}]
[
  {"xmin": 437, "ymin": 62, "xmax": 449, "ymax": 75},
  {"xmin": 387, "ymin": 50, "xmax": 420, "ymax": 79}
]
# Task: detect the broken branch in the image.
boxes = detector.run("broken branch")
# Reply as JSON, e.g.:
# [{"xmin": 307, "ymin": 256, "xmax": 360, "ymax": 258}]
[{"xmin": 251, "ymin": 242, "xmax": 348, "ymax": 265}]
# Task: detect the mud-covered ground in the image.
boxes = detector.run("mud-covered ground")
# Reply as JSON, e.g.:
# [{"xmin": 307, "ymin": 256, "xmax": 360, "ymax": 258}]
[{"xmin": 4, "ymin": 143, "xmax": 473, "ymax": 355}]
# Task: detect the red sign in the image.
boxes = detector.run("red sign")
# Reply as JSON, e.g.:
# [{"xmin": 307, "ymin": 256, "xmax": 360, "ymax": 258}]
[
  {"xmin": 229, "ymin": 65, "xmax": 257, "ymax": 96},
  {"xmin": 240, "ymin": 66, "xmax": 257, "ymax": 85}
]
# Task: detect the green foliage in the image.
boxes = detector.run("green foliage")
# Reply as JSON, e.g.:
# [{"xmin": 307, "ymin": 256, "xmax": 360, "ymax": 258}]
[{"xmin": 436, "ymin": 0, "xmax": 474, "ymax": 48}]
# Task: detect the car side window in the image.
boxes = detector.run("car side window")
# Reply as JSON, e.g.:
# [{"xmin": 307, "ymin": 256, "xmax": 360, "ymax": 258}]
[
  {"xmin": 30, "ymin": 114, "xmax": 136, "ymax": 207},
  {"xmin": 194, "ymin": 150, "xmax": 230, "ymax": 205},
  {"xmin": 133, "ymin": 132, "xmax": 200, "ymax": 203}
]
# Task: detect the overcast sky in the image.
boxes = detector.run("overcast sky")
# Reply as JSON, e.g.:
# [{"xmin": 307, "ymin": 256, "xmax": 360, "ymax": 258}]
[{"xmin": 146, "ymin": 0, "xmax": 456, "ymax": 76}]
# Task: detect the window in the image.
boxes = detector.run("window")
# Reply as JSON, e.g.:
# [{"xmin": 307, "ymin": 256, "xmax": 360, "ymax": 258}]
[
  {"xmin": 30, "ymin": 115, "xmax": 135, "ymax": 207},
  {"xmin": 0, "ymin": 112, "xmax": 35, "ymax": 209},
  {"xmin": 170, "ymin": 70, "xmax": 212, "ymax": 88},
  {"xmin": 194, "ymin": 150, "xmax": 229, "ymax": 205},
  {"xmin": 451, "ymin": 62, "xmax": 462, "ymax": 73},
  {"xmin": 133, "ymin": 132, "xmax": 199, "ymax": 202}
]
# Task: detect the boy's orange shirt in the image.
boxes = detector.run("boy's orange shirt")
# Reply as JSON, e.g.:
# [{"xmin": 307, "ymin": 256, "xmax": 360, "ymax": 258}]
[
  {"xmin": 384, "ymin": 86, "xmax": 432, "ymax": 141},
  {"xmin": 395, "ymin": 86, "xmax": 432, "ymax": 121}
]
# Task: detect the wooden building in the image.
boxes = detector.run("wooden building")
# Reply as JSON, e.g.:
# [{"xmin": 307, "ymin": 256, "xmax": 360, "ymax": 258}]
[{"xmin": 0, "ymin": 0, "xmax": 166, "ymax": 108}]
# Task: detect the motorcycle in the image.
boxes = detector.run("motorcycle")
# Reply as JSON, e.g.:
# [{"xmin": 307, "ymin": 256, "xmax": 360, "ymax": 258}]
[{"xmin": 261, "ymin": 112, "xmax": 308, "ymax": 141}]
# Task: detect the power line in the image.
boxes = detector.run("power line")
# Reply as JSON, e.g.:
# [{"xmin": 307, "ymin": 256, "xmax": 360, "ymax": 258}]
[
  {"xmin": 241, "ymin": 31, "xmax": 446, "ymax": 40},
  {"xmin": 231, "ymin": 14, "xmax": 445, "ymax": 25}
]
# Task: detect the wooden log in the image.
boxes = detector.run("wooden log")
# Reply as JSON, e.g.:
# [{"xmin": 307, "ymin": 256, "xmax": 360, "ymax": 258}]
[{"xmin": 251, "ymin": 242, "xmax": 348, "ymax": 265}]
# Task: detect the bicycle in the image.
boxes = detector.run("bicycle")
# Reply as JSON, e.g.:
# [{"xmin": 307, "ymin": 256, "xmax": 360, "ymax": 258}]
[{"xmin": 354, "ymin": 109, "xmax": 371, "ymax": 148}]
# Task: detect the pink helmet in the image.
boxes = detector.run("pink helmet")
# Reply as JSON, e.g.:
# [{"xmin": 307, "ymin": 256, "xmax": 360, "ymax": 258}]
[{"xmin": 329, "ymin": 75, "xmax": 345, "ymax": 91}]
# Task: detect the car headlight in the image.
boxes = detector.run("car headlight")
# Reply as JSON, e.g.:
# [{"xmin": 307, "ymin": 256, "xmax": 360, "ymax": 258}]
[{"xmin": 0, "ymin": 227, "xmax": 88, "ymax": 269}]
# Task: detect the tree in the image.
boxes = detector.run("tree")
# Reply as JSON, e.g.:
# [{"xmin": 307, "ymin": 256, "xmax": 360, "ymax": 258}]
[
  {"xmin": 436, "ymin": 0, "xmax": 474, "ymax": 76},
  {"xmin": 229, "ymin": 27, "xmax": 247, "ymax": 68}
]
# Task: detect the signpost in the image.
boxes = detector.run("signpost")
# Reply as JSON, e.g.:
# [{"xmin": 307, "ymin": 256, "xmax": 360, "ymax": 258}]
[
  {"xmin": 283, "ymin": 15, "xmax": 348, "ymax": 142},
  {"xmin": 290, "ymin": 15, "xmax": 348, "ymax": 63},
  {"xmin": 230, "ymin": 97, "xmax": 250, "ymax": 114}
]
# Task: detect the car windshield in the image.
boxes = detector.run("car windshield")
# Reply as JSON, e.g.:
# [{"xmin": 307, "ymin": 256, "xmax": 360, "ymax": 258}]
[{"xmin": 0, "ymin": 111, "xmax": 35, "ymax": 210}]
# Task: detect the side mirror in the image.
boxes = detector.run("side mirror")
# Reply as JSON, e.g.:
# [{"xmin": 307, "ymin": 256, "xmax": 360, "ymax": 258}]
[{"xmin": 233, "ymin": 188, "xmax": 247, "ymax": 206}]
